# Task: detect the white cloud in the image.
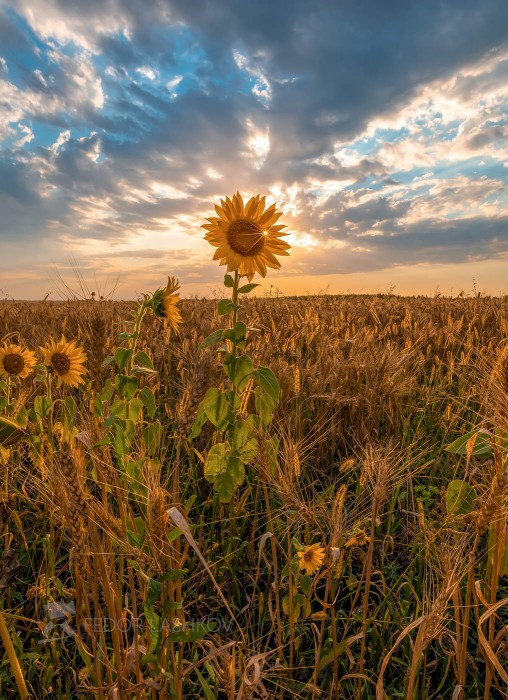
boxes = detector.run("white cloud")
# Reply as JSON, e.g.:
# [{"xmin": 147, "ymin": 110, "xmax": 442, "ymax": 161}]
[
  {"xmin": 233, "ymin": 49, "xmax": 272, "ymax": 104},
  {"xmin": 136, "ymin": 65, "xmax": 157, "ymax": 80},
  {"xmin": 206, "ymin": 167, "xmax": 223, "ymax": 180},
  {"xmin": 14, "ymin": 124, "xmax": 34, "ymax": 147},
  {"xmin": 33, "ymin": 68, "xmax": 48, "ymax": 87},
  {"xmin": 166, "ymin": 74, "xmax": 183, "ymax": 97},
  {"xmin": 327, "ymin": 49, "xmax": 508, "ymax": 174},
  {"xmin": 0, "ymin": 47, "xmax": 104, "ymax": 147},
  {"xmin": 50, "ymin": 129, "xmax": 71, "ymax": 153},
  {"xmin": 12, "ymin": 0, "xmax": 127, "ymax": 50}
]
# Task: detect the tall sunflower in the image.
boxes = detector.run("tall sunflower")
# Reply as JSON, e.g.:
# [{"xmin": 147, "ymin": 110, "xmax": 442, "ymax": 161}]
[
  {"xmin": 0, "ymin": 343, "xmax": 36, "ymax": 379},
  {"xmin": 297, "ymin": 543, "xmax": 326, "ymax": 576},
  {"xmin": 152, "ymin": 276, "xmax": 182, "ymax": 334},
  {"xmin": 40, "ymin": 336, "xmax": 87, "ymax": 387},
  {"xmin": 202, "ymin": 192, "xmax": 291, "ymax": 280}
]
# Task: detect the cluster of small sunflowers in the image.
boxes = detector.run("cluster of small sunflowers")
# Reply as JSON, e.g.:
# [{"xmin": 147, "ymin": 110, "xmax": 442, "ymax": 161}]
[
  {"xmin": 0, "ymin": 337, "xmax": 87, "ymax": 387},
  {"xmin": 0, "ymin": 277, "xmax": 184, "ymax": 391}
]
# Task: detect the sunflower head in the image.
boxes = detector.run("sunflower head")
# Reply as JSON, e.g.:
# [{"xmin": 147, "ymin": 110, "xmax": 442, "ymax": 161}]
[
  {"xmin": 202, "ymin": 192, "xmax": 291, "ymax": 281},
  {"xmin": 0, "ymin": 343, "xmax": 37, "ymax": 379},
  {"xmin": 297, "ymin": 543, "xmax": 326, "ymax": 576},
  {"xmin": 151, "ymin": 276, "xmax": 183, "ymax": 334},
  {"xmin": 40, "ymin": 336, "xmax": 87, "ymax": 387}
]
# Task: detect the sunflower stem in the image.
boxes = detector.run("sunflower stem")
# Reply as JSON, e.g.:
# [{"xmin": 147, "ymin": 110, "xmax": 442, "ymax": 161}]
[
  {"xmin": 126, "ymin": 296, "xmax": 148, "ymax": 374},
  {"xmin": 231, "ymin": 270, "xmax": 241, "ymax": 359},
  {"xmin": 46, "ymin": 371, "xmax": 54, "ymax": 453}
]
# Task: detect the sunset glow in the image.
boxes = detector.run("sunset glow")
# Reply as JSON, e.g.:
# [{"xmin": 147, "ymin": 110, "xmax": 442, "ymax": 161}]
[{"xmin": 0, "ymin": 1, "xmax": 507, "ymax": 298}]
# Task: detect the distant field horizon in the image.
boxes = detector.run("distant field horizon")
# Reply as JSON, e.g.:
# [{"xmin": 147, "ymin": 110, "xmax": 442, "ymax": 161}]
[{"xmin": 2, "ymin": 290, "xmax": 507, "ymax": 303}]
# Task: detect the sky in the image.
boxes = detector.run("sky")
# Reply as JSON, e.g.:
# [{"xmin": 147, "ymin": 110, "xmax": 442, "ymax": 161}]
[{"xmin": 0, "ymin": 0, "xmax": 508, "ymax": 299}]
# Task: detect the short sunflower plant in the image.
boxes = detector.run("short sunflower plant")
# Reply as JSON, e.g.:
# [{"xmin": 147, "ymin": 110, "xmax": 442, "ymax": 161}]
[
  {"xmin": 0, "ymin": 341, "xmax": 36, "ymax": 448},
  {"xmin": 0, "ymin": 335, "xmax": 88, "ymax": 453},
  {"xmin": 282, "ymin": 541, "xmax": 327, "ymax": 622},
  {"xmin": 189, "ymin": 192, "xmax": 290, "ymax": 503},
  {"xmin": 94, "ymin": 279, "xmax": 182, "ymax": 484}
]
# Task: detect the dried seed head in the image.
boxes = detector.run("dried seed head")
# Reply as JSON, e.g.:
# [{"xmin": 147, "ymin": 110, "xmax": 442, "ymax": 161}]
[
  {"xmin": 239, "ymin": 377, "xmax": 254, "ymax": 419},
  {"xmin": 293, "ymin": 365, "xmax": 301, "ymax": 394}
]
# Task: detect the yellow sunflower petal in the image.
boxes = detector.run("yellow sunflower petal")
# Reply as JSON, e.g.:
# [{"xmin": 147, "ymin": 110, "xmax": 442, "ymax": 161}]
[
  {"xmin": 245, "ymin": 195, "xmax": 259, "ymax": 218},
  {"xmin": 203, "ymin": 192, "xmax": 291, "ymax": 280},
  {"xmin": 40, "ymin": 335, "xmax": 87, "ymax": 387}
]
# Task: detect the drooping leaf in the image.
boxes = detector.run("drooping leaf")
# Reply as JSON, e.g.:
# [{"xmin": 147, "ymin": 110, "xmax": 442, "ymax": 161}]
[
  {"xmin": 34, "ymin": 395, "xmax": 52, "ymax": 420},
  {"xmin": 203, "ymin": 443, "xmax": 246, "ymax": 502},
  {"xmin": 214, "ymin": 456, "xmax": 245, "ymax": 503},
  {"xmin": 201, "ymin": 388, "xmax": 229, "ymax": 430},
  {"xmin": 200, "ymin": 329, "xmax": 225, "ymax": 350},
  {"xmin": 115, "ymin": 374, "xmax": 138, "ymax": 401},
  {"xmin": 144, "ymin": 608, "xmax": 162, "ymax": 654},
  {"xmin": 133, "ymin": 350, "xmax": 154, "ymax": 370},
  {"xmin": 300, "ymin": 575, "xmax": 312, "ymax": 596},
  {"xmin": 230, "ymin": 416, "xmax": 258, "ymax": 463},
  {"xmin": 223, "ymin": 322, "xmax": 247, "ymax": 344},
  {"xmin": 225, "ymin": 355, "xmax": 254, "ymax": 391},
  {"xmin": 114, "ymin": 347, "xmax": 133, "ymax": 371},
  {"xmin": 0, "ymin": 417, "xmax": 25, "ymax": 446},
  {"xmin": 139, "ymin": 386, "xmax": 157, "ymax": 419},
  {"xmin": 238, "ymin": 283, "xmax": 259, "ymax": 294},
  {"xmin": 110, "ymin": 399, "xmax": 127, "ymax": 419},
  {"xmin": 160, "ymin": 568, "xmax": 187, "ymax": 582},
  {"xmin": 254, "ymin": 388, "xmax": 276, "ymax": 427},
  {"xmin": 114, "ymin": 423, "xmax": 127, "ymax": 457},
  {"xmin": 15, "ymin": 408, "xmax": 28, "ymax": 428},
  {"xmin": 101, "ymin": 355, "xmax": 115, "ymax": 368},
  {"xmin": 143, "ymin": 421, "xmax": 163, "ymax": 456},
  {"xmin": 100, "ymin": 379, "xmax": 115, "ymax": 403},
  {"xmin": 445, "ymin": 429, "xmax": 492, "ymax": 456},
  {"xmin": 127, "ymin": 398, "xmax": 144, "ymax": 422},
  {"xmin": 446, "ymin": 479, "xmax": 477, "ymax": 515},
  {"xmin": 255, "ymin": 366, "xmax": 280, "ymax": 402},
  {"xmin": 188, "ymin": 409, "xmax": 208, "ymax": 440},
  {"xmin": 217, "ymin": 299, "xmax": 235, "ymax": 316},
  {"xmin": 204, "ymin": 442, "xmax": 229, "ymax": 481},
  {"xmin": 168, "ymin": 620, "xmax": 218, "ymax": 643}
]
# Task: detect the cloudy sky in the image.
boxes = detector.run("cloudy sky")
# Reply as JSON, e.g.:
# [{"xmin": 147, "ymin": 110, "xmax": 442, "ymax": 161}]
[{"xmin": 1, "ymin": 0, "xmax": 508, "ymax": 299}]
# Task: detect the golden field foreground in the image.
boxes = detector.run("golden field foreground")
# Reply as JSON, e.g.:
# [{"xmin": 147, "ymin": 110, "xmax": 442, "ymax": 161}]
[{"xmin": 1, "ymin": 292, "xmax": 508, "ymax": 699}]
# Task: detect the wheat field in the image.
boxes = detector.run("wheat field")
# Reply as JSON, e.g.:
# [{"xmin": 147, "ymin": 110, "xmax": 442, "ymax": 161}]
[{"xmin": 1, "ymin": 291, "xmax": 508, "ymax": 699}]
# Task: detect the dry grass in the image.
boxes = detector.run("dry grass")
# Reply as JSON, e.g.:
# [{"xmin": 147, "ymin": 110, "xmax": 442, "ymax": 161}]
[{"xmin": 1, "ymin": 292, "xmax": 507, "ymax": 699}]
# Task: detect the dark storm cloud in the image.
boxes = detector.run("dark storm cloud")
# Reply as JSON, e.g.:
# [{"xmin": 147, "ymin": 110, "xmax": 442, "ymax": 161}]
[
  {"xmin": 342, "ymin": 198, "xmax": 412, "ymax": 226},
  {"xmin": 163, "ymin": 0, "xmax": 508, "ymax": 156},
  {"xmin": 379, "ymin": 216, "xmax": 508, "ymax": 258},
  {"xmin": 293, "ymin": 215, "xmax": 508, "ymax": 278}
]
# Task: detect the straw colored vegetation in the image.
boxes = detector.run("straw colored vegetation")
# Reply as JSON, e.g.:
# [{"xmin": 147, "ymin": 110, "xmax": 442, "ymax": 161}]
[{"xmin": 0, "ymin": 195, "xmax": 507, "ymax": 698}]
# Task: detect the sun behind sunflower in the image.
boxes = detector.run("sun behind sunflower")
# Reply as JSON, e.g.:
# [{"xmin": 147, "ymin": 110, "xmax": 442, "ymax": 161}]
[
  {"xmin": 0, "ymin": 343, "xmax": 36, "ymax": 379},
  {"xmin": 40, "ymin": 336, "xmax": 87, "ymax": 387},
  {"xmin": 202, "ymin": 192, "xmax": 291, "ymax": 280},
  {"xmin": 297, "ymin": 543, "xmax": 326, "ymax": 576}
]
